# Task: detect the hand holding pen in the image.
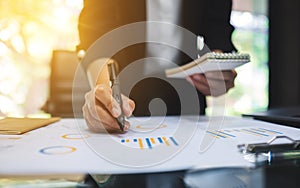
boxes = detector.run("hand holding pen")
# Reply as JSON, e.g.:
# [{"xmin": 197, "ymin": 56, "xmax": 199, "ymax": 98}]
[
  {"xmin": 107, "ymin": 62, "xmax": 126, "ymax": 132},
  {"xmin": 82, "ymin": 59, "xmax": 135, "ymax": 133}
]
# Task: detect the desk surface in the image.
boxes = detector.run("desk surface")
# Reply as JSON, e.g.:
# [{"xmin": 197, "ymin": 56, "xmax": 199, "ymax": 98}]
[{"xmin": 1, "ymin": 116, "xmax": 300, "ymax": 176}]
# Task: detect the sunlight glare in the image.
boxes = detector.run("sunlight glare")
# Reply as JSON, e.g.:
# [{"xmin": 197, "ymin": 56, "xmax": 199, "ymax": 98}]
[
  {"xmin": 0, "ymin": 29, "xmax": 11, "ymax": 41},
  {"xmin": 27, "ymin": 37, "xmax": 53, "ymax": 60},
  {"xmin": 0, "ymin": 42, "xmax": 9, "ymax": 56},
  {"xmin": 66, "ymin": 0, "xmax": 83, "ymax": 9},
  {"xmin": 11, "ymin": 35, "xmax": 25, "ymax": 53}
]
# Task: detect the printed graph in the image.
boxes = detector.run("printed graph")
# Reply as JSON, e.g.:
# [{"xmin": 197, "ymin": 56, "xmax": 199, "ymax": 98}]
[
  {"xmin": 135, "ymin": 124, "xmax": 167, "ymax": 131},
  {"xmin": 120, "ymin": 136, "xmax": 179, "ymax": 150},
  {"xmin": 61, "ymin": 133, "xmax": 90, "ymax": 140},
  {"xmin": 39, "ymin": 146, "xmax": 76, "ymax": 155},
  {"xmin": 207, "ymin": 127, "xmax": 283, "ymax": 139}
]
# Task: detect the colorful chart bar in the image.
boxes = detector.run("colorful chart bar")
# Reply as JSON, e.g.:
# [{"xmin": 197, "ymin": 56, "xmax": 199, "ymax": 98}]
[
  {"xmin": 206, "ymin": 127, "xmax": 284, "ymax": 139},
  {"xmin": 120, "ymin": 136, "xmax": 179, "ymax": 149},
  {"xmin": 206, "ymin": 131, "xmax": 227, "ymax": 138},
  {"xmin": 257, "ymin": 128, "xmax": 283, "ymax": 134},
  {"xmin": 39, "ymin": 146, "xmax": 76, "ymax": 155},
  {"xmin": 207, "ymin": 130, "xmax": 236, "ymax": 138}
]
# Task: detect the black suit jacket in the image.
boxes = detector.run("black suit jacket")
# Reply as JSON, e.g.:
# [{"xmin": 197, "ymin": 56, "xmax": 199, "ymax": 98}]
[{"xmin": 78, "ymin": 0, "xmax": 235, "ymax": 116}]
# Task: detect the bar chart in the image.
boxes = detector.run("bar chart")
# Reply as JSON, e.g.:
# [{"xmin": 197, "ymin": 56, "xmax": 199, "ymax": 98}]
[
  {"xmin": 120, "ymin": 136, "xmax": 179, "ymax": 150},
  {"xmin": 206, "ymin": 127, "xmax": 283, "ymax": 139}
]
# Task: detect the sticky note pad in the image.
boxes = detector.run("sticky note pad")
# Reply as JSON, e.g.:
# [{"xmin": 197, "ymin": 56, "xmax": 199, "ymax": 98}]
[{"xmin": 0, "ymin": 117, "xmax": 60, "ymax": 135}]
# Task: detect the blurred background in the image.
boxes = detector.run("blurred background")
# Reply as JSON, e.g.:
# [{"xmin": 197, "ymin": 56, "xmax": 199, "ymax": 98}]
[{"xmin": 0, "ymin": 0, "xmax": 269, "ymax": 117}]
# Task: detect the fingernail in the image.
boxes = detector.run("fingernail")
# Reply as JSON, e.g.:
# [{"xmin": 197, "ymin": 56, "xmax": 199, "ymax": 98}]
[
  {"xmin": 112, "ymin": 104, "xmax": 121, "ymax": 117},
  {"xmin": 192, "ymin": 74, "xmax": 202, "ymax": 81},
  {"xmin": 124, "ymin": 123, "xmax": 130, "ymax": 131},
  {"xmin": 124, "ymin": 102, "xmax": 131, "ymax": 112}
]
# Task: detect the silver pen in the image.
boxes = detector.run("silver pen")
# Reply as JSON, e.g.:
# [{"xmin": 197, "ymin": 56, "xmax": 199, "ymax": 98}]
[{"xmin": 107, "ymin": 62, "xmax": 125, "ymax": 132}]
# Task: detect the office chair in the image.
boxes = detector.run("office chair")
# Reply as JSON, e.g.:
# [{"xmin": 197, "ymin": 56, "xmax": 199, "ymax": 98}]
[{"xmin": 42, "ymin": 50, "xmax": 90, "ymax": 118}]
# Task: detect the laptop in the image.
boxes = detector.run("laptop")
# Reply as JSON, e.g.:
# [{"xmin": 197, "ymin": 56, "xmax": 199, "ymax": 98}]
[{"xmin": 243, "ymin": 106, "xmax": 300, "ymax": 128}]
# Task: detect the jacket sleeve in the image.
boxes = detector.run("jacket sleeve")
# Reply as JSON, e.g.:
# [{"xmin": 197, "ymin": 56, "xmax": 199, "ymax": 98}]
[
  {"xmin": 77, "ymin": 0, "xmax": 121, "ymax": 51},
  {"xmin": 202, "ymin": 0, "xmax": 236, "ymax": 52},
  {"xmin": 77, "ymin": 0, "xmax": 146, "ymax": 51}
]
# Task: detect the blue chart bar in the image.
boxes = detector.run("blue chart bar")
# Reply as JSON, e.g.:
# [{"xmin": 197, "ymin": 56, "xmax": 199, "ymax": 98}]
[
  {"xmin": 145, "ymin": 138, "xmax": 152, "ymax": 149},
  {"xmin": 169, "ymin": 137, "xmax": 179, "ymax": 146},
  {"xmin": 206, "ymin": 131, "xmax": 226, "ymax": 138},
  {"xmin": 157, "ymin": 137, "xmax": 163, "ymax": 143},
  {"xmin": 250, "ymin": 128, "xmax": 267, "ymax": 133},
  {"xmin": 207, "ymin": 127, "xmax": 283, "ymax": 139},
  {"xmin": 258, "ymin": 128, "xmax": 283, "ymax": 134},
  {"xmin": 120, "ymin": 136, "xmax": 179, "ymax": 149},
  {"xmin": 216, "ymin": 131, "xmax": 236, "ymax": 138},
  {"xmin": 241, "ymin": 129, "xmax": 269, "ymax": 137}
]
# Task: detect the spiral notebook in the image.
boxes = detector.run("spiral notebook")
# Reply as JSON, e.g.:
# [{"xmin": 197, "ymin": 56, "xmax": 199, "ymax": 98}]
[{"xmin": 165, "ymin": 52, "xmax": 250, "ymax": 78}]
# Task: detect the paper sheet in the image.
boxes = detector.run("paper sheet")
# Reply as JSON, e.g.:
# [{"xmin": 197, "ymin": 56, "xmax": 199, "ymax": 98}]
[{"xmin": 0, "ymin": 116, "xmax": 299, "ymax": 175}]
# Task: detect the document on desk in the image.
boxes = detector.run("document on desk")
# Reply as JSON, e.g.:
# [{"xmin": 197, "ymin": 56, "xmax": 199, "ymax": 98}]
[{"xmin": 0, "ymin": 116, "xmax": 300, "ymax": 175}]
